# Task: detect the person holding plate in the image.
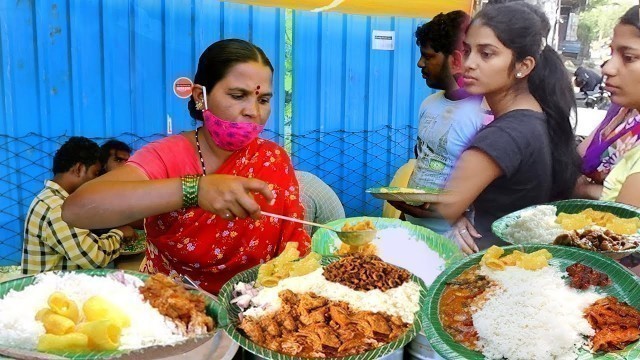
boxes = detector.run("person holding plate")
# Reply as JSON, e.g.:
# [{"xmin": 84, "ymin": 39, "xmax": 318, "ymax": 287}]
[
  {"xmin": 62, "ymin": 39, "xmax": 310, "ymax": 293},
  {"xmin": 419, "ymin": 3, "xmax": 580, "ymax": 254},
  {"xmin": 388, "ymin": 10, "xmax": 485, "ymax": 236}
]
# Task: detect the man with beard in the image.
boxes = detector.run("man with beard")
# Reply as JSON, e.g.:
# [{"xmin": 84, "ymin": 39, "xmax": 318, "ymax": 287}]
[{"xmin": 389, "ymin": 11, "xmax": 485, "ymax": 235}]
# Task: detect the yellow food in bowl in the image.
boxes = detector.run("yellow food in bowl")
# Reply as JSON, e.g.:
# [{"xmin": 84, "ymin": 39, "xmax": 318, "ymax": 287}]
[{"xmin": 341, "ymin": 219, "xmax": 375, "ymax": 232}]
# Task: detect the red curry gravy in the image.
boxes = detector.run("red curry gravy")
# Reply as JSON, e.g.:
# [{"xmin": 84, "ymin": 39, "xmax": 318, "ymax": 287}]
[{"xmin": 439, "ymin": 265, "xmax": 494, "ymax": 349}]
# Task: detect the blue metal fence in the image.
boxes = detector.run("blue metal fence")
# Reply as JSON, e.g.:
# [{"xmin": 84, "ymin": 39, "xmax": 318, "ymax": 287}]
[
  {"xmin": 291, "ymin": 11, "xmax": 431, "ymax": 215},
  {"xmin": 0, "ymin": 0, "xmax": 432, "ymax": 265}
]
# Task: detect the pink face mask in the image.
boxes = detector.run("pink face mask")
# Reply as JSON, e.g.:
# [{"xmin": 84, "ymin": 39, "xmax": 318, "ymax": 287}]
[
  {"xmin": 200, "ymin": 85, "xmax": 264, "ymax": 152},
  {"xmin": 202, "ymin": 109, "xmax": 264, "ymax": 151}
]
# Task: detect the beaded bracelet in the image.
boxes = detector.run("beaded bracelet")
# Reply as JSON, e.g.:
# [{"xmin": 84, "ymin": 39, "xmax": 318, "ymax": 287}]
[{"xmin": 181, "ymin": 175, "xmax": 201, "ymax": 208}]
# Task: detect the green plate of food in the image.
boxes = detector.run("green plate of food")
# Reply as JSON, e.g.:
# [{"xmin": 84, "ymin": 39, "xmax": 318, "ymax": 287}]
[
  {"xmin": 424, "ymin": 244, "xmax": 640, "ymax": 360},
  {"xmin": 121, "ymin": 230, "xmax": 147, "ymax": 256},
  {"xmin": 492, "ymin": 200, "xmax": 640, "ymax": 259},
  {"xmin": 366, "ymin": 186, "xmax": 443, "ymax": 204},
  {"xmin": 218, "ymin": 242, "xmax": 427, "ymax": 360},
  {"xmin": 0, "ymin": 269, "xmax": 219, "ymax": 359},
  {"xmin": 312, "ymin": 217, "xmax": 463, "ymax": 287}
]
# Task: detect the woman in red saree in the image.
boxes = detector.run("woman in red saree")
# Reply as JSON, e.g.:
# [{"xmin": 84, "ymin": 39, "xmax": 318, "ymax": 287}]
[{"xmin": 63, "ymin": 39, "xmax": 310, "ymax": 293}]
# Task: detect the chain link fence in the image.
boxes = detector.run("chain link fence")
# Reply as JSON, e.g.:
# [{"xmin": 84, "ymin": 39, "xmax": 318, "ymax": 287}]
[{"xmin": 0, "ymin": 127, "xmax": 416, "ymax": 265}]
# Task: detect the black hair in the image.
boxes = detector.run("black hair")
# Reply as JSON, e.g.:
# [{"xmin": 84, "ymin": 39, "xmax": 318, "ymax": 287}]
[
  {"xmin": 474, "ymin": 3, "xmax": 580, "ymax": 200},
  {"xmin": 99, "ymin": 139, "xmax": 131, "ymax": 166},
  {"xmin": 620, "ymin": 5, "xmax": 640, "ymax": 30},
  {"xmin": 52, "ymin": 137, "xmax": 101, "ymax": 175},
  {"xmin": 415, "ymin": 10, "xmax": 470, "ymax": 56},
  {"xmin": 188, "ymin": 39, "xmax": 274, "ymax": 121}
]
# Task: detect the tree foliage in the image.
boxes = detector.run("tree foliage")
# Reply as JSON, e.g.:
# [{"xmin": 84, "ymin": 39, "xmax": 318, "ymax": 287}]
[{"xmin": 577, "ymin": 0, "xmax": 635, "ymax": 45}]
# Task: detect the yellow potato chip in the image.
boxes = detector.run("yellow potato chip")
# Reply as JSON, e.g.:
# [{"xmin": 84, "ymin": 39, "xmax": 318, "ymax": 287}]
[
  {"xmin": 557, "ymin": 213, "xmax": 591, "ymax": 230},
  {"xmin": 76, "ymin": 320, "xmax": 121, "ymax": 351},
  {"xmin": 485, "ymin": 258, "xmax": 506, "ymax": 271},
  {"xmin": 517, "ymin": 254, "xmax": 548, "ymax": 270},
  {"xmin": 499, "ymin": 254, "xmax": 518, "ymax": 266},
  {"xmin": 48, "ymin": 292, "xmax": 79, "ymax": 324},
  {"xmin": 256, "ymin": 244, "xmax": 322, "ymax": 287},
  {"xmin": 275, "ymin": 242, "xmax": 301, "ymax": 264},
  {"xmin": 41, "ymin": 313, "xmax": 75, "ymax": 335},
  {"xmin": 37, "ymin": 333, "xmax": 89, "ymax": 352},
  {"xmin": 481, "ymin": 246, "xmax": 504, "ymax": 265},
  {"xmin": 35, "ymin": 308, "xmax": 53, "ymax": 322},
  {"xmin": 606, "ymin": 217, "xmax": 640, "ymax": 235},
  {"xmin": 83, "ymin": 296, "xmax": 130, "ymax": 329},
  {"xmin": 529, "ymin": 249, "xmax": 552, "ymax": 260},
  {"xmin": 260, "ymin": 277, "xmax": 280, "ymax": 287}
]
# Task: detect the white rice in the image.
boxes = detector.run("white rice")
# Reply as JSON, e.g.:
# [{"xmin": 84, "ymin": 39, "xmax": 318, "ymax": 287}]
[
  {"xmin": 473, "ymin": 265, "xmax": 603, "ymax": 360},
  {"xmin": 504, "ymin": 205, "xmax": 565, "ymax": 244},
  {"xmin": 373, "ymin": 227, "xmax": 447, "ymax": 286},
  {"xmin": 243, "ymin": 268, "xmax": 421, "ymax": 323},
  {"xmin": 0, "ymin": 272, "xmax": 186, "ymax": 350}
]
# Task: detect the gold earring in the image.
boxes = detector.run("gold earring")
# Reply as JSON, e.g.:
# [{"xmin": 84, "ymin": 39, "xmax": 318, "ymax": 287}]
[{"xmin": 195, "ymin": 101, "xmax": 204, "ymax": 110}]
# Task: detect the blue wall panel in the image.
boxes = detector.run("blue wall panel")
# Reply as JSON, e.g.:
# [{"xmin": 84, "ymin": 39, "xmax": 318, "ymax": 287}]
[
  {"xmin": 0, "ymin": 1, "xmax": 431, "ymax": 264},
  {"xmin": 0, "ymin": 0, "xmax": 286, "ymax": 265},
  {"xmin": 291, "ymin": 10, "xmax": 431, "ymax": 216}
]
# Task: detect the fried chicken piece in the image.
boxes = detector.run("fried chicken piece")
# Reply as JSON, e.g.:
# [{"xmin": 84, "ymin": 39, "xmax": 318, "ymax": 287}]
[
  {"xmin": 280, "ymin": 339, "xmax": 303, "ymax": 355},
  {"xmin": 299, "ymin": 293, "xmax": 328, "ymax": 310},
  {"xmin": 275, "ymin": 311, "xmax": 297, "ymax": 332},
  {"xmin": 300, "ymin": 307, "xmax": 328, "ymax": 325},
  {"xmin": 310, "ymin": 324, "xmax": 341, "ymax": 348},
  {"xmin": 364, "ymin": 313, "xmax": 392, "ymax": 335},
  {"xmin": 329, "ymin": 305, "xmax": 352, "ymax": 327},
  {"xmin": 264, "ymin": 317, "xmax": 282, "ymax": 337},
  {"xmin": 592, "ymin": 327, "xmax": 640, "ymax": 352},
  {"xmin": 139, "ymin": 273, "xmax": 215, "ymax": 335},
  {"xmin": 585, "ymin": 296, "xmax": 640, "ymax": 352},
  {"xmin": 239, "ymin": 319, "xmax": 265, "ymax": 343}
]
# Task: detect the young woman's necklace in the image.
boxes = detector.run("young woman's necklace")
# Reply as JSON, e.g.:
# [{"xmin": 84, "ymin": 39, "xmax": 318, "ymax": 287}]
[{"xmin": 195, "ymin": 127, "xmax": 207, "ymax": 175}]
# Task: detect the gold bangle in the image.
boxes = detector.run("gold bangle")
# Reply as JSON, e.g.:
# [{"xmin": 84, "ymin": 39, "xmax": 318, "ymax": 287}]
[{"xmin": 181, "ymin": 175, "xmax": 200, "ymax": 208}]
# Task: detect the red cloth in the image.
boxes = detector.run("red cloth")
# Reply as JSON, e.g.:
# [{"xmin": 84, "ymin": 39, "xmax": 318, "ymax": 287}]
[{"xmin": 128, "ymin": 134, "xmax": 310, "ymax": 293}]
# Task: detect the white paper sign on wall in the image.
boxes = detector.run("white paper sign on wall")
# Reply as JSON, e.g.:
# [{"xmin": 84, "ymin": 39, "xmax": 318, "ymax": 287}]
[{"xmin": 372, "ymin": 30, "xmax": 395, "ymax": 51}]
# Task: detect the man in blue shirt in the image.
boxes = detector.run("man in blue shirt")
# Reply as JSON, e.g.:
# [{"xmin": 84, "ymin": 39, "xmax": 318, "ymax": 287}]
[{"xmin": 390, "ymin": 11, "xmax": 486, "ymax": 235}]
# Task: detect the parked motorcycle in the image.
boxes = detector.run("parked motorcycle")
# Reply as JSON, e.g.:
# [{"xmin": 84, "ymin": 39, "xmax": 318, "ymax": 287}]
[{"xmin": 576, "ymin": 85, "xmax": 611, "ymax": 110}]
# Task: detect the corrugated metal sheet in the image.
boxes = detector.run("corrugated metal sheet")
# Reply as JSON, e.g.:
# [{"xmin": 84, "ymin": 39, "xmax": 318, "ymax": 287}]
[
  {"xmin": 0, "ymin": 1, "xmax": 285, "ymax": 137},
  {"xmin": 0, "ymin": 1, "xmax": 433, "ymax": 264},
  {"xmin": 290, "ymin": 11, "xmax": 432, "ymax": 215},
  {"xmin": 0, "ymin": 0, "xmax": 286, "ymax": 264}
]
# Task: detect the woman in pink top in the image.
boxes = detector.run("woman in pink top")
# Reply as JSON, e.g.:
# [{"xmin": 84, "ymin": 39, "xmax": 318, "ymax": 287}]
[{"xmin": 63, "ymin": 39, "xmax": 310, "ymax": 293}]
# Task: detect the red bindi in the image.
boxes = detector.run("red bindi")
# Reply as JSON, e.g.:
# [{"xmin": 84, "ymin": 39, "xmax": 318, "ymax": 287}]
[{"xmin": 255, "ymin": 85, "xmax": 261, "ymax": 95}]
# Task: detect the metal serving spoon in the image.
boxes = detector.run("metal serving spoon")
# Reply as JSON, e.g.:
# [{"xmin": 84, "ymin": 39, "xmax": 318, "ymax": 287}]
[{"xmin": 261, "ymin": 211, "xmax": 377, "ymax": 246}]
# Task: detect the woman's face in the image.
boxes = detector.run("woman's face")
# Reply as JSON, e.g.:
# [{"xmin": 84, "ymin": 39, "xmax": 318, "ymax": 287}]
[
  {"xmin": 207, "ymin": 62, "xmax": 273, "ymax": 125},
  {"xmin": 462, "ymin": 22, "xmax": 516, "ymax": 96},
  {"xmin": 603, "ymin": 24, "xmax": 640, "ymax": 109}
]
